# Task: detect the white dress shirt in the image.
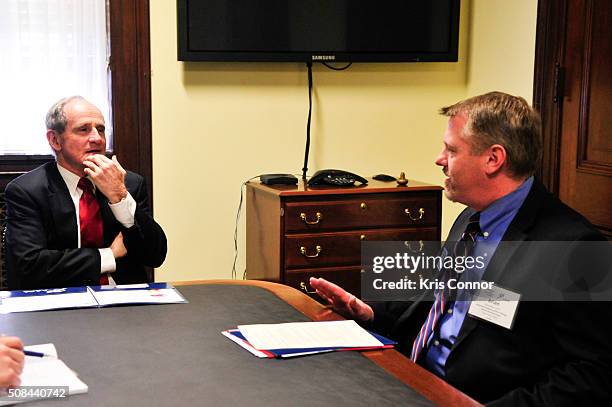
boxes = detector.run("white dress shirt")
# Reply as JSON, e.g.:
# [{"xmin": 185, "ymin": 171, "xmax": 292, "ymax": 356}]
[{"xmin": 56, "ymin": 163, "xmax": 136, "ymax": 281}]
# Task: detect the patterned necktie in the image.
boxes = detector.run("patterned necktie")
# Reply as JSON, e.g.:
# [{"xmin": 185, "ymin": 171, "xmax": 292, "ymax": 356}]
[
  {"xmin": 78, "ymin": 177, "xmax": 108, "ymax": 285},
  {"xmin": 410, "ymin": 212, "xmax": 481, "ymax": 362},
  {"xmin": 455, "ymin": 212, "xmax": 482, "ymax": 257}
]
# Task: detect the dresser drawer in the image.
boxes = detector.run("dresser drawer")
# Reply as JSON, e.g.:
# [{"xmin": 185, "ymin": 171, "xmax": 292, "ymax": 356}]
[
  {"xmin": 284, "ymin": 227, "xmax": 439, "ymax": 268},
  {"xmin": 284, "ymin": 193, "xmax": 439, "ymax": 232},
  {"xmin": 246, "ymin": 180, "xmax": 442, "ymax": 302},
  {"xmin": 285, "ymin": 266, "xmax": 363, "ymax": 299}
]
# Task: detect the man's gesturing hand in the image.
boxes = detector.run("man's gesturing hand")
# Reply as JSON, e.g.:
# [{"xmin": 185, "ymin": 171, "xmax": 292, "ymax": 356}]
[
  {"xmin": 83, "ymin": 155, "xmax": 128, "ymax": 204},
  {"xmin": 309, "ymin": 277, "xmax": 374, "ymax": 322},
  {"xmin": 0, "ymin": 336, "xmax": 24, "ymax": 388}
]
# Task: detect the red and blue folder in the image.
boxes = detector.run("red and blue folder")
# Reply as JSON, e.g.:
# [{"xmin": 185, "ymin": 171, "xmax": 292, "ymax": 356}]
[{"xmin": 222, "ymin": 328, "xmax": 396, "ymax": 358}]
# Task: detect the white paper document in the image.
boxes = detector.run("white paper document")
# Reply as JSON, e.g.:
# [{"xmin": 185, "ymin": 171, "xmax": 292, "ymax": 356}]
[
  {"xmin": 113, "ymin": 283, "xmax": 149, "ymax": 289},
  {"xmin": 0, "ymin": 289, "xmax": 98, "ymax": 314},
  {"xmin": 0, "ymin": 344, "xmax": 88, "ymax": 405},
  {"xmin": 92, "ymin": 287, "xmax": 186, "ymax": 306},
  {"xmin": 0, "ymin": 283, "xmax": 187, "ymax": 313},
  {"xmin": 237, "ymin": 320, "xmax": 383, "ymax": 350}
]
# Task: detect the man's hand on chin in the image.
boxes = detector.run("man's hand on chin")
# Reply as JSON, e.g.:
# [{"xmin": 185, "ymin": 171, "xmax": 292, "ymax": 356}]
[{"xmin": 83, "ymin": 154, "xmax": 128, "ymax": 203}]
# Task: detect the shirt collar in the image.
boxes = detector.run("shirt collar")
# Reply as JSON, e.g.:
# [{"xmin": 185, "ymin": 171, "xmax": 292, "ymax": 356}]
[
  {"xmin": 56, "ymin": 163, "xmax": 95, "ymax": 194},
  {"xmin": 478, "ymin": 176, "xmax": 533, "ymax": 236}
]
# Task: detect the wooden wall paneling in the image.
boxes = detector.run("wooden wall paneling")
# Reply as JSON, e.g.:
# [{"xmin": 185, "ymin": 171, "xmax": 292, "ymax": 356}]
[{"xmin": 533, "ymin": 0, "xmax": 568, "ymax": 194}]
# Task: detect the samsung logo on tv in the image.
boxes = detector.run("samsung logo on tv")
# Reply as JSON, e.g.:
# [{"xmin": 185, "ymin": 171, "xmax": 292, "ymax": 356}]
[{"xmin": 311, "ymin": 55, "xmax": 336, "ymax": 61}]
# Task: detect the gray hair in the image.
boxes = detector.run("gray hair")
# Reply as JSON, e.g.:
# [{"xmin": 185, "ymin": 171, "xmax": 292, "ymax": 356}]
[{"xmin": 45, "ymin": 96, "xmax": 87, "ymax": 134}]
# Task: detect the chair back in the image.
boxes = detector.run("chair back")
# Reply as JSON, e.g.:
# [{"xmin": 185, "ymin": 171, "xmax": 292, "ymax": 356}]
[{"xmin": 0, "ymin": 192, "xmax": 8, "ymax": 290}]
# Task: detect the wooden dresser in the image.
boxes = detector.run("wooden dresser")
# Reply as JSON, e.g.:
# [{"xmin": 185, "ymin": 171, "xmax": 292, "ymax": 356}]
[{"xmin": 246, "ymin": 179, "xmax": 442, "ymax": 300}]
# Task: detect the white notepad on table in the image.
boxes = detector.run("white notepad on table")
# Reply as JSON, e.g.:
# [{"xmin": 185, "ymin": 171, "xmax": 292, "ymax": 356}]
[{"xmin": 0, "ymin": 343, "xmax": 88, "ymax": 405}]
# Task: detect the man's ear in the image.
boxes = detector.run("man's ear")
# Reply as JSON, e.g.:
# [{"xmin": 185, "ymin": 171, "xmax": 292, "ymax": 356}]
[
  {"xmin": 484, "ymin": 144, "xmax": 507, "ymax": 176},
  {"xmin": 46, "ymin": 130, "xmax": 62, "ymax": 153}
]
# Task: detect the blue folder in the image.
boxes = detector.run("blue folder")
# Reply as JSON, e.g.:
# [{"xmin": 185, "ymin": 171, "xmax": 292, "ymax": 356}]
[{"xmin": 225, "ymin": 328, "xmax": 396, "ymax": 358}]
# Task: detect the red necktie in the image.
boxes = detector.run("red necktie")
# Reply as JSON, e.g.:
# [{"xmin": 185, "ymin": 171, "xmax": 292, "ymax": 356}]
[{"xmin": 78, "ymin": 177, "xmax": 108, "ymax": 285}]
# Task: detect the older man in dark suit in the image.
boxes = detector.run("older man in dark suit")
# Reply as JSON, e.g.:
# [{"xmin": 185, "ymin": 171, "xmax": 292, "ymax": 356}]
[
  {"xmin": 5, "ymin": 96, "xmax": 166, "ymax": 289},
  {"xmin": 310, "ymin": 92, "xmax": 611, "ymax": 405}
]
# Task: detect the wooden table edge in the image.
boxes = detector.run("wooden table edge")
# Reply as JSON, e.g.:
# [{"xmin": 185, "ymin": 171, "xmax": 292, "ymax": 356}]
[{"xmin": 171, "ymin": 279, "xmax": 481, "ymax": 407}]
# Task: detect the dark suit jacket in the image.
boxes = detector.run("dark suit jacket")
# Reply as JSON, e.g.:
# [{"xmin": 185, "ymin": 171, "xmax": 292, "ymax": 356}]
[
  {"xmin": 5, "ymin": 162, "xmax": 167, "ymax": 289},
  {"xmin": 370, "ymin": 180, "xmax": 612, "ymax": 406}
]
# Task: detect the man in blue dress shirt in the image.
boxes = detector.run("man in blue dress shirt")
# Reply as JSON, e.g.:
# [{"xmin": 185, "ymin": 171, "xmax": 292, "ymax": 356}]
[{"xmin": 310, "ymin": 92, "xmax": 611, "ymax": 405}]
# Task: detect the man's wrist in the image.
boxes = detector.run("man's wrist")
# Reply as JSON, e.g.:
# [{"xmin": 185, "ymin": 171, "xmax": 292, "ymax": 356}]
[
  {"xmin": 108, "ymin": 188, "xmax": 128, "ymax": 204},
  {"xmin": 99, "ymin": 248, "xmax": 116, "ymax": 273},
  {"xmin": 108, "ymin": 192, "xmax": 136, "ymax": 228}
]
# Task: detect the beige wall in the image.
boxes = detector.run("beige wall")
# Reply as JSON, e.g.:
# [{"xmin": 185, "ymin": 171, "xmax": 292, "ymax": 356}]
[{"xmin": 150, "ymin": 0, "xmax": 538, "ymax": 282}]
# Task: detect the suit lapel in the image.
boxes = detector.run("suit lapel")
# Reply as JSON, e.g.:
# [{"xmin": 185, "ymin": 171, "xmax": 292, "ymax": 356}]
[
  {"xmin": 97, "ymin": 190, "xmax": 118, "ymax": 245},
  {"xmin": 447, "ymin": 209, "xmax": 474, "ymax": 242},
  {"xmin": 450, "ymin": 181, "xmax": 545, "ymax": 352},
  {"xmin": 46, "ymin": 163, "xmax": 78, "ymax": 248},
  {"xmin": 478, "ymin": 183, "xmax": 544, "ymax": 284}
]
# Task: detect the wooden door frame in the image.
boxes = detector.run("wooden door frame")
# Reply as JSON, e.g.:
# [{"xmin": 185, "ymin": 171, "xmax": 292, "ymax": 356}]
[{"xmin": 532, "ymin": 0, "xmax": 568, "ymax": 195}]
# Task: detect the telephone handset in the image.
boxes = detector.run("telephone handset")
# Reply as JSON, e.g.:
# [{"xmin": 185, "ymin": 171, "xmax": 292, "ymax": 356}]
[{"xmin": 307, "ymin": 169, "xmax": 368, "ymax": 186}]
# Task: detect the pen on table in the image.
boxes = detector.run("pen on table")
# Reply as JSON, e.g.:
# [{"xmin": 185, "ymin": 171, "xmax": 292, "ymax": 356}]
[{"xmin": 24, "ymin": 350, "xmax": 55, "ymax": 358}]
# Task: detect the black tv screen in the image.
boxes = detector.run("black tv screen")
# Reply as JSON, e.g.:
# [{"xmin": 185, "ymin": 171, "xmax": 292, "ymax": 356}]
[{"xmin": 177, "ymin": 0, "xmax": 460, "ymax": 62}]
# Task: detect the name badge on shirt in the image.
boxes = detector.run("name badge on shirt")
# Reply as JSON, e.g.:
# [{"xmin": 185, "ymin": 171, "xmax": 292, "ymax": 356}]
[{"xmin": 467, "ymin": 285, "xmax": 520, "ymax": 330}]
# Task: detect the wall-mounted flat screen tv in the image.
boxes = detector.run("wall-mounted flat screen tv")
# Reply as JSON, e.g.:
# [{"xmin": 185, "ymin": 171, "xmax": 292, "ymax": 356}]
[{"xmin": 177, "ymin": 0, "xmax": 461, "ymax": 63}]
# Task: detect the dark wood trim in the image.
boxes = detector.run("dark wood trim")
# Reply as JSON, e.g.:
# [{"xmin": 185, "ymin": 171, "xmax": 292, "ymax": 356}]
[
  {"xmin": 532, "ymin": 0, "xmax": 568, "ymax": 194},
  {"xmin": 0, "ymin": 156, "xmax": 53, "ymax": 189},
  {"xmin": 576, "ymin": 0, "xmax": 605, "ymax": 173},
  {"xmin": 252, "ymin": 178, "xmax": 443, "ymax": 197},
  {"xmin": 173, "ymin": 279, "xmax": 481, "ymax": 407},
  {"xmin": 0, "ymin": 0, "xmax": 153, "ymax": 204},
  {"xmin": 108, "ymin": 0, "xmax": 153, "ymax": 202},
  {"xmin": 137, "ymin": 0, "xmax": 153, "ymax": 200},
  {"xmin": 108, "ymin": 0, "xmax": 153, "ymax": 281}
]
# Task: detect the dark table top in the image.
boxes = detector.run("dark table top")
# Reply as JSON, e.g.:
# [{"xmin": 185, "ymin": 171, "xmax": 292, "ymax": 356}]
[{"xmin": 1, "ymin": 283, "xmax": 434, "ymax": 407}]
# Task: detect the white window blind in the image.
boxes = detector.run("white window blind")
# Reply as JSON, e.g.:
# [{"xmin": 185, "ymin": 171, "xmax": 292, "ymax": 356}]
[{"xmin": 0, "ymin": 0, "xmax": 111, "ymax": 155}]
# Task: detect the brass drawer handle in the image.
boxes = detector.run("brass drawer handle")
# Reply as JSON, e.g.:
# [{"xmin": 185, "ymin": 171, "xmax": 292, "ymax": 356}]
[
  {"xmin": 299, "ymin": 281, "xmax": 316, "ymax": 294},
  {"xmin": 300, "ymin": 245, "xmax": 322, "ymax": 258},
  {"xmin": 360, "ymin": 202, "xmax": 367, "ymax": 210},
  {"xmin": 404, "ymin": 240, "xmax": 424, "ymax": 252},
  {"xmin": 300, "ymin": 212, "xmax": 322, "ymax": 225},
  {"xmin": 404, "ymin": 207, "xmax": 425, "ymax": 221}
]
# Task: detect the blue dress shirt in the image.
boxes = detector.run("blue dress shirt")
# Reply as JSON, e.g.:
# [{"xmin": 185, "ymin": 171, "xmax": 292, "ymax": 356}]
[{"xmin": 424, "ymin": 177, "xmax": 534, "ymax": 376}]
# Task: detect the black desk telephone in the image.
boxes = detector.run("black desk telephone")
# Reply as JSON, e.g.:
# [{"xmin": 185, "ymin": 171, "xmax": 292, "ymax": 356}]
[{"xmin": 308, "ymin": 169, "xmax": 368, "ymax": 186}]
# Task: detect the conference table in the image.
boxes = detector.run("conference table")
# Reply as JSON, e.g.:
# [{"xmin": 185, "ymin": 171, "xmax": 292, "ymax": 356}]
[{"xmin": 1, "ymin": 280, "xmax": 479, "ymax": 406}]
